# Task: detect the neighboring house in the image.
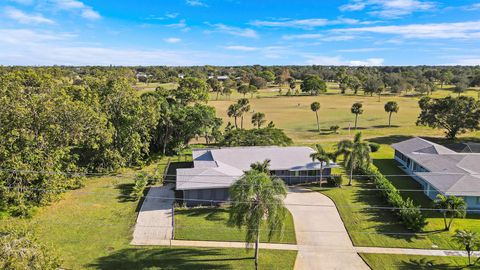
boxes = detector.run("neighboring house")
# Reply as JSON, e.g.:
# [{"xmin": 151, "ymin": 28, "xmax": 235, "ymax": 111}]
[
  {"xmin": 392, "ymin": 137, "xmax": 480, "ymax": 209},
  {"xmin": 176, "ymin": 146, "xmax": 337, "ymax": 205}
]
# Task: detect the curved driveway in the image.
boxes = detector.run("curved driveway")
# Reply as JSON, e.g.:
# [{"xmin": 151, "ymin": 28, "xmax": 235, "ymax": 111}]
[{"xmin": 285, "ymin": 187, "xmax": 370, "ymax": 270}]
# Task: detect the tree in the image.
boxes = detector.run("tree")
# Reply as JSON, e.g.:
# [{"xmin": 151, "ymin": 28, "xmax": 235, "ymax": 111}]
[
  {"xmin": 453, "ymin": 77, "xmax": 469, "ymax": 96},
  {"xmin": 0, "ymin": 227, "xmax": 61, "ymax": 270},
  {"xmin": 417, "ymin": 96, "xmax": 480, "ymax": 139},
  {"xmin": 259, "ymin": 70, "xmax": 275, "ymax": 83},
  {"xmin": 227, "ymin": 104, "xmax": 242, "ymax": 129},
  {"xmin": 251, "ymin": 112, "xmax": 266, "ymax": 128},
  {"xmin": 248, "ymin": 85, "xmax": 258, "ymax": 98},
  {"xmin": 434, "ymin": 195, "xmax": 467, "ymax": 231},
  {"xmin": 384, "ymin": 101, "xmax": 399, "ymax": 127},
  {"xmin": 228, "ymin": 170, "xmax": 288, "ymax": 270},
  {"xmin": 310, "ymin": 144, "xmax": 334, "ymax": 187},
  {"xmin": 301, "ymin": 75, "xmax": 327, "ymax": 95},
  {"xmin": 336, "ymin": 132, "xmax": 371, "ymax": 186},
  {"xmin": 249, "ymin": 76, "xmax": 267, "ymax": 89},
  {"xmin": 237, "ymin": 84, "xmax": 249, "ymax": 97},
  {"xmin": 310, "ymin": 102, "xmax": 321, "ymax": 133},
  {"xmin": 440, "ymin": 70, "xmax": 454, "ymax": 88},
  {"xmin": 175, "ymin": 77, "xmax": 209, "ymax": 104},
  {"xmin": 347, "ymin": 76, "xmax": 362, "ymax": 95},
  {"xmin": 250, "ymin": 159, "xmax": 271, "ymax": 174},
  {"xmin": 207, "ymin": 77, "xmax": 222, "ymax": 100},
  {"xmin": 351, "ymin": 102, "xmax": 364, "ymax": 129},
  {"xmin": 452, "ymin": 229, "xmax": 480, "ymax": 266},
  {"xmin": 237, "ymin": 98, "xmax": 250, "ymax": 129},
  {"xmin": 221, "ymin": 128, "xmax": 293, "ymax": 147},
  {"xmin": 363, "ymin": 76, "xmax": 384, "ymax": 98}
]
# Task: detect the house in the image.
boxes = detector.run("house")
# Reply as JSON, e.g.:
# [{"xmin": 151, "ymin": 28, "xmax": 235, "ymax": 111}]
[
  {"xmin": 175, "ymin": 146, "xmax": 337, "ymax": 205},
  {"xmin": 392, "ymin": 137, "xmax": 480, "ymax": 209}
]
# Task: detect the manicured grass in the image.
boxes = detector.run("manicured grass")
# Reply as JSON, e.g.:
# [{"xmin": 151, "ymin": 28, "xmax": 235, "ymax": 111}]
[
  {"xmin": 310, "ymin": 144, "xmax": 480, "ymax": 250},
  {"xmin": 206, "ymin": 87, "xmax": 480, "ymax": 144},
  {"xmin": 0, "ymin": 157, "xmax": 296, "ymax": 269},
  {"xmin": 175, "ymin": 207, "xmax": 297, "ymax": 244},
  {"xmin": 89, "ymin": 247, "xmax": 297, "ymax": 270},
  {"xmin": 360, "ymin": 253, "xmax": 480, "ymax": 270}
]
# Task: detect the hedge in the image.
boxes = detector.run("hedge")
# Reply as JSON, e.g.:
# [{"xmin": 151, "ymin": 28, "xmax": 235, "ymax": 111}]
[{"xmin": 357, "ymin": 165, "xmax": 427, "ymax": 231}]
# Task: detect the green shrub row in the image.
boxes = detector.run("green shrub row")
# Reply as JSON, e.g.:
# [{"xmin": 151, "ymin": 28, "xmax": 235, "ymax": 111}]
[{"xmin": 357, "ymin": 165, "xmax": 427, "ymax": 231}]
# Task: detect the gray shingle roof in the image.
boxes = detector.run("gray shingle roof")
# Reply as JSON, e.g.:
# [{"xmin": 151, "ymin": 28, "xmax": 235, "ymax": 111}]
[
  {"xmin": 176, "ymin": 146, "xmax": 337, "ymax": 190},
  {"xmin": 392, "ymin": 137, "xmax": 480, "ymax": 196}
]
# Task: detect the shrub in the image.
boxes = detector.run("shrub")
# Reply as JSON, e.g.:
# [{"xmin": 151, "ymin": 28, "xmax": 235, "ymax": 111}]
[
  {"xmin": 130, "ymin": 172, "xmax": 148, "ymax": 200},
  {"xmin": 330, "ymin": 125, "xmax": 340, "ymax": 134},
  {"xmin": 368, "ymin": 142, "xmax": 380, "ymax": 152},
  {"xmin": 357, "ymin": 164, "xmax": 427, "ymax": 231},
  {"xmin": 327, "ymin": 175, "xmax": 342, "ymax": 187}
]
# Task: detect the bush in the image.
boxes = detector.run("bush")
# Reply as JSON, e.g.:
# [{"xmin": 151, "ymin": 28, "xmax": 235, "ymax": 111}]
[
  {"xmin": 357, "ymin": 165, "xmax": 427, "ymax": 231},
  {"xmin": 0, "ymin": 227, "xmax": 61, "ymax": 270},
  {"xmin": 220, "ymin": 127, "xmax": 293, "ymax": 146},
  {"xmin": 330, "ymin": 125, "xmax": 340, "ymax": 134},
  {"xmin": 327, "ymin": 175, "xmax": 342, "ymax": 187},
  {"xmin": 368, "ymin": 142, "xmax": 380, "ymax": 152},
  {"xmin": 130, "ymin": 172, "xmax": 148, "ymax": 200}
]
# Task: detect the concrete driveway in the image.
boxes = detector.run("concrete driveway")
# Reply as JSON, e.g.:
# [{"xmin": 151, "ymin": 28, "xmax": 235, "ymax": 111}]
[
  {"xmin": 285, "ymin": 187, "xmax": 370, "ymax": 270},
  {"xmin": 131, "ymin": 184, "xmax": 175, "ymax": 245}
]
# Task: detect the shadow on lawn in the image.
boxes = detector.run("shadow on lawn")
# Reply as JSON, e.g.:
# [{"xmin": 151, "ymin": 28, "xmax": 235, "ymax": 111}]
[
  {"xmin": 398, "ymin": 258, "xmax": 473, "ymax": 270},
  {"xmin": 89, "ymin": 247, "xmax": 252, "ymax": 270},
  {"xmin": 177, "ymin": 207, "xmax": 227, "ymax": 222}
]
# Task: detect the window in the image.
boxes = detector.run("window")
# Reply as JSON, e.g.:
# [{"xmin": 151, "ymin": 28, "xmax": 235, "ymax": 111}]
[{"xmin": 477, "ymin": 197, "xmax": 480, "ymax": 205}]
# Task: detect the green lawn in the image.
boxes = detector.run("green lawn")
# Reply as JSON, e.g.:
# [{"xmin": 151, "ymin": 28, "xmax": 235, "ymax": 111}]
[
  {"xmin": 310, "ymin": 143, "xmax": 480, "ymax": 250},
  {"xmin": 174, "ymin": 207, "xmax": 297, "ymax": 244},
  {"xmin": 0, "ymin": 157, "xmax": 296, "ymax": 269},
  {"xmin": 361, "ymin": 253, "xmax": 480, "ymax": 270},
  {"xmin": 205, "ymin": 86, "xmax": 480, "ymax": 144}
]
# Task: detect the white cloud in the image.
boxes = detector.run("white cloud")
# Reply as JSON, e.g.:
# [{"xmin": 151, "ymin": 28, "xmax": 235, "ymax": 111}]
[
  {"xmin": 4, "ymin": 6, "xmax": 54, "ymax": 24},
  {"xmin": 225, "ymin": 45, "xmax": 258, "ymax": 51},
  {"xmin": 340, "ymin": 0, "xmax": 435, "ymax": 18},
  {"xmin": 305, "ymin": 55, "xmax": 384, "ymax": 66},
  {"xmin": 164, "ymin": 37, "xmax": 181, "ymax": 43},
  {"xmin": 282, "ymin": 33, "xmax": 356, "ymax": 42},
  {"xmin": 186, "ymin": 0, "xmax": 207, "ymax": 7},
  {"xmin": 250, "ymin": 17, "xmax": 373, "ymax": 29},
  {"xmin": 165, "ymin": 12, "xmax": 179, "ymax": 18},
  {"xmin": 52, "ymin": 0, "xmax": 101, "ymax": 20},
  {"xmin": 335, "ymin": 20, "xmax": 480, "ymax": 39},
  {"xmin": 0, "ymin": 28, "xmax": 75, "ymax": 44},
  {"xmin": 208, "ymin": 23, "xmax": 258, "ymax": 38},
  {"xmin": 8, "ymin": 0, "xmax": 34, "ymax": 5},
  {"xmin": 464, "ymin": 3, "xmax": 480, "ymax": 11},
  {"xmin": 166, "ymin": 19, "xmax": 190, "ymax": 31}
]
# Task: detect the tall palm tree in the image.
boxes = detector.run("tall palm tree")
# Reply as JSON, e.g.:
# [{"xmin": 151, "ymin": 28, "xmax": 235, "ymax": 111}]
[
  {"xmin": 251, "ymin": 112, "xmax": 266, "ymax": 128},
  {"xmin": 336, "ymin": 132, "xmax": 371, "ymax": 186},
  {"xmin": 434, "ymin": 194, "xmax": 467, "ymax": 231},
  {"xmin": 384, "ymin": 101, "xmax": 399, "ymax": 127},
  {"xmin": 227, "ymin": 103, "xmax": 242, "ymax": 129},
  {"xmin": 310, "ymin": 144, "xmax": 335, "ymax": 187},
  {"xmin": 351, "ymin": 102, "xmax": 364, "ymax": 129},
  {"xmin": 237, "ymin": 98, "xmax": 250, "ymax": 129},
  {"xmin": 228, "ymin": 170, "xmax": 288, "ymax": 270},
  {"xmin": 310, "ymin": 102, "xmax": 321, "ymax": 133},
  {"xmin": 452, "ymin": 229, "xmax": 480, "ymax": 266}
]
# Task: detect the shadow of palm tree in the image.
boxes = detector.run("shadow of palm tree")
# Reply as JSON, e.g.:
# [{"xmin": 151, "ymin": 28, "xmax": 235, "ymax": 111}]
[
  {"xmin": 399, "ymin": 257, "xmax": 469, "ymax": 269},
  {"xmin": 88, "ymin": 247, "xmax": 252, "ymax": 270}
]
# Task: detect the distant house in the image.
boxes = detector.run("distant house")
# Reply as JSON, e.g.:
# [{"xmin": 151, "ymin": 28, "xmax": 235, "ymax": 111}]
[
  {"xmin": 178, "ymin": 74, "xmax": 185, "ymax": 79},
  {"xmin": 176, "ymin": 146, "xmax": 337, "ymax": 205},
  {"xmin": 392, "ymin": 137, "xmax": 480, "ymax": 209},
  {"xmin": 207, "ymin": 75, "xmax": 230, "ymax": 81}
]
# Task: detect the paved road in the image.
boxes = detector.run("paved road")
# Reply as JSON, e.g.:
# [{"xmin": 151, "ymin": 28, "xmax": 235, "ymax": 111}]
[
  {"xmin": 285, "ymin": 187, "xmax": 370, "ymax": 270},
  {"xmin": 131, "ymin": 184, "xmax": 174, "ymax": 245}
]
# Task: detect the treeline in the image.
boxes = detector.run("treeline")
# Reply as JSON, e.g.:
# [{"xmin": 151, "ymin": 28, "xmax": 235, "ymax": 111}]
[{"xmin": 0, "ymin": 69, "xmax": 223, "ymax": 215}]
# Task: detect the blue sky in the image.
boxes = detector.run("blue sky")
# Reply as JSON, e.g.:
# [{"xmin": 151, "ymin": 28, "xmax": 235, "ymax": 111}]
[{"xmin": 1, "ymin": 0, "xmax": 480, "ymax": 66}]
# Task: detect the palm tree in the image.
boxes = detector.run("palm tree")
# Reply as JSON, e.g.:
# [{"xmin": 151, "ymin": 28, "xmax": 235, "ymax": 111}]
[
  {"xmin": 452, "ymin": 229, "xmax": 480, "ymax": 266},
  {"xmin": 434, "ymin": 194, "xmax": 467, "ymax": 231},
  {"xmin": 250, "ymin": 159, "xmax": 271, "ymax": 174},
  {"xmin": 310, "ymin": 144, "xmax": 335, "ymax": 187},
  {"xmin": 227, "ymin": 104, "xmax": 242, "ymax": 129},
  {"xmin": 310, "ymin": 102, "xmax": 321, "ymax": 133},
  {"xmin": 228, "ymin": 169, "xmax": 288, "ymax": 270},
  {"xmin": 251, "ymin": 112, "xmax": 266, "ymax": 128},
  {"xmin": 384, "ymin": 101, "xmax": 399, "ymax": 127},
  {"xmin": 351, "ymin": 102, "xmax": 364, "ymax": 129},
  {"xmin": 336, "ymin": 132, "xmax": 371, "ymax": 186},
  {"xmin": 237, "ymin": 98, "xmax": 250, "ymax": 129}
]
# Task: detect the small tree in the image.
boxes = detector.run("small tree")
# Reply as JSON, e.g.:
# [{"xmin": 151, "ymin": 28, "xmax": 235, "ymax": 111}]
[
  {"xmin": 330, "ymin": 125, "xmax": 340, "ymax": 134},
  {"xmin": 131, "ymin": 172, "xmax": 148, "ymax": 200},
  {"xmin": 452, "ymin": 229, "xmax": 480, "ymax": 266},
  {"xmin": 351, "ymin": 102, "xmax": 364, "ymax": 130},
  {"xmin": 310, "ymin": 102, "xmax": 321, "ymax": 133},
  {"xmin": 237, "ymin": 84, "xmax": 249, "ymax": 97},
  {"xmin": 336, "ymin": 132, "xmax": 371, "ymax": 186},
  {"xmin": 228, "ymin": 170, "xmax": 288, "ymax": 270},
  {"xmin": 301, "ymin": 75, "xmax": 327, "ymax": 95},
  {"xmin": 434, "ymin": 194, "xmax": 467, "ymax": 231},
  {"xmin": 384, "ymin": 101, "xmax": 399, "ymax": 127},
  {"xmin": 227, "ymin": 103, "xmax": 242, "ymax": 129},
  {"xmin": 251, "ymin": 112, "xmax": 266, "ymax": 128},
  {"xmin": 237, "ymin": 98, "xmax": 250, "ymax": 129},
  {"xmin": 310, "ymin": 144, "xmax": 335, "ymax": 187}
]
